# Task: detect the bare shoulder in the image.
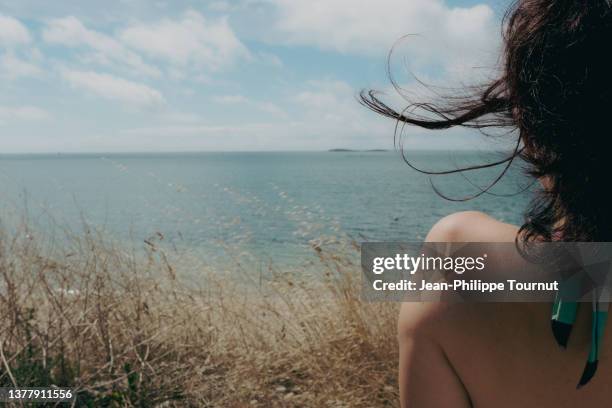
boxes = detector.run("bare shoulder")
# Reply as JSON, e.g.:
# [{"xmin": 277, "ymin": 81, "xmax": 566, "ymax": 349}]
[
  {"xmin": 426, "ymin": 210, "xmax": 519, "ymax": 243},
  {"xmin": 396, "ymin": 212, "xmax": 535, "ymax": 406},
  {"xmin": 400, "ymin": 211, "xmax": 521, "ymax": 338}
]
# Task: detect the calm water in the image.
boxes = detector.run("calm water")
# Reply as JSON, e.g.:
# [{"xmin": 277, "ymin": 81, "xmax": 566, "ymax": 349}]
[{"xmin": 0, "ymin": 151, "xmax": 533, "ymax": 266}]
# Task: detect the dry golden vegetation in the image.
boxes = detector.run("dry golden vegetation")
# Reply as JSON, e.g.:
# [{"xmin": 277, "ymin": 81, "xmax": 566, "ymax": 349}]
[{"xmin": 0, "ymin": 222, "xmax": 399, "ymax": 407}]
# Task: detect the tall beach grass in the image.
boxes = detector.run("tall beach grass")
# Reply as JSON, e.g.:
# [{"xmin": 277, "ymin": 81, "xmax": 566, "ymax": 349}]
[{"xmin": 0, "ymin": 218, "xmax": 398, "ymax": 407}]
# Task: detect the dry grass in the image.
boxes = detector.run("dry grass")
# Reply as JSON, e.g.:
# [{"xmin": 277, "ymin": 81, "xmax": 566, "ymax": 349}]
[{"xmin": 0, "ymin": 221, "xmax": 399, "ymax": 407}]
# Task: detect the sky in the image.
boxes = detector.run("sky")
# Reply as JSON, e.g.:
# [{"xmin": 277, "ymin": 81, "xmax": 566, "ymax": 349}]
[{"xmin": 0, "ymin": 0, "xmax": 511, "ymax": 153}]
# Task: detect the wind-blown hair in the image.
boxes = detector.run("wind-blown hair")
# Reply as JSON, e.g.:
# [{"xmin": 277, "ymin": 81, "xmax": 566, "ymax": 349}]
[{"xmin": 361, "ymin": 0, "xmax": 612, "ymax": 242}]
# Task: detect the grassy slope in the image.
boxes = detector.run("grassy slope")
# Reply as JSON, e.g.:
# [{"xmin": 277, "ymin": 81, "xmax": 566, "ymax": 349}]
[{"xmin": 0, "ymin": 224, "xmax": 398, "ymax": 407}]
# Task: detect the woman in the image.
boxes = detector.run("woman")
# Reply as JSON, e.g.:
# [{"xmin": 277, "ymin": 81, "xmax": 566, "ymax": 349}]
[{"xmin": 362, "ymin": 0, "xmax": 612, "ymax": 406}]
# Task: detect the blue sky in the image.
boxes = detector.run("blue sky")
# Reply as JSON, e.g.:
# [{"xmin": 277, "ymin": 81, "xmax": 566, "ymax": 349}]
[{"xmin": 0, "ymin": 0, "xmax": 510, "ymax": 152}]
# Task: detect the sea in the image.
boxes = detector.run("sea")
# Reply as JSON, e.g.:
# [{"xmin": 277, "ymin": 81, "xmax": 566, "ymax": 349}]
[{"xmin": 0, "ymin": 151, "xmax": 533, "ymax": 269}]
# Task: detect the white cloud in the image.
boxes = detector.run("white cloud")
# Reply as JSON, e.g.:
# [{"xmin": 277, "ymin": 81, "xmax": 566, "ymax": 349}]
[
  {"xmin": 294, "ymin": 80, "xmax": 373, "ymax": 130},
  {"xmin": 160, "ymin": 111, "xmax": 205, "ymax": 124},
  {"xmin": 295, "ymin": 80, "xmax": 353, "ymax": 108},
  {"xmin": 121, "ymin": 122, "xmax": 276, "ymax": 137},
  {"xmin": 208, "ymin": 1, "xmax": 233, "ymax": 12},
  {"xmin": 114, "ymin": 79, "xmax": 388, "ymax": 150},
  {"xmin": 214, "ymin": 94, "xmax": 250, "ymax": 104},
  {"xmin": 255, "ymin": 101, "xmax": 286, "ymax": 116},
  {"xmin": 43, "ymin": 16, "xmax": 161, "ymax": 77},
  {"xmin": 119, "ymin": 10, "xmax": 250, "ymax": 70},
  {"xmin": 292, "ymin": 79, "xmax": 491, "ymax": 150},
  {"xmin": 0, "ymin": 14, "xmax": 31, "ymax": 46},
  {"xmin": 0, "ymin": 105, "xmax": 50, "ymax": 122},
  {"xmin": 268, "ymin": 0, "xmax": 498, "ymax": 74},
  {"xmin": 62, "ymin": 70, "xmax": 165, "ymax": 107},
  {"xmin": 0, "ymin": 15, "xmax": 41, "ymax": 81},
  {"xmin": 257, "ymin": 51, "xmax": 283, "ymax": 68},
  {"xmin": 0, "ymin": 52, "xmax": 42, "ymax": 79},
  {"xmin": 214, "ymin": 94, "xmax": 286, "ymax": 116}
]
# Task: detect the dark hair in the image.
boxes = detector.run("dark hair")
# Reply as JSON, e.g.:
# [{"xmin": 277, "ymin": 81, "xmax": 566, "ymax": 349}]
[{"xmin": 361, "ymin": 0, "xmax": 612, "ymax": 242}]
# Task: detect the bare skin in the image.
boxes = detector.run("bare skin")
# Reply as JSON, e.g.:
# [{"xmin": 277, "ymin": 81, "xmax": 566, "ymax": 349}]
[{"xmin": 399, "ymin": 211, "xmax": 610, "ymax": 407}]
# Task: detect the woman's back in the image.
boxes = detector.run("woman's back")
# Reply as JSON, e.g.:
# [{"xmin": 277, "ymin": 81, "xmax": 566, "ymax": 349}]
[{"xmin": 398, "ymin": 212, "xmax": 612, "ymax": 407}]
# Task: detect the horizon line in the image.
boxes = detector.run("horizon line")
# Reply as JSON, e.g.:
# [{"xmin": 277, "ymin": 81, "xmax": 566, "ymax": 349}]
[{"xmin": 0, "ymin": 147, "xmax": 511, "ymax": 156}]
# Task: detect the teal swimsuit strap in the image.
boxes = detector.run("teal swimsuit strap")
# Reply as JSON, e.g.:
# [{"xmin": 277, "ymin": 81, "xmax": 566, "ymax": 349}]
[{"xmin": 551, "ymin": 288, "xmax": 609, "ymax": 388}]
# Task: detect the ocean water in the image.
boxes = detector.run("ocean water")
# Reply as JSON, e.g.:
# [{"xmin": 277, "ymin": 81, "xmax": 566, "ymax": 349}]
[{"xmin": 0, "ymin": 151, "xmax": 533, "ymax": 267}]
